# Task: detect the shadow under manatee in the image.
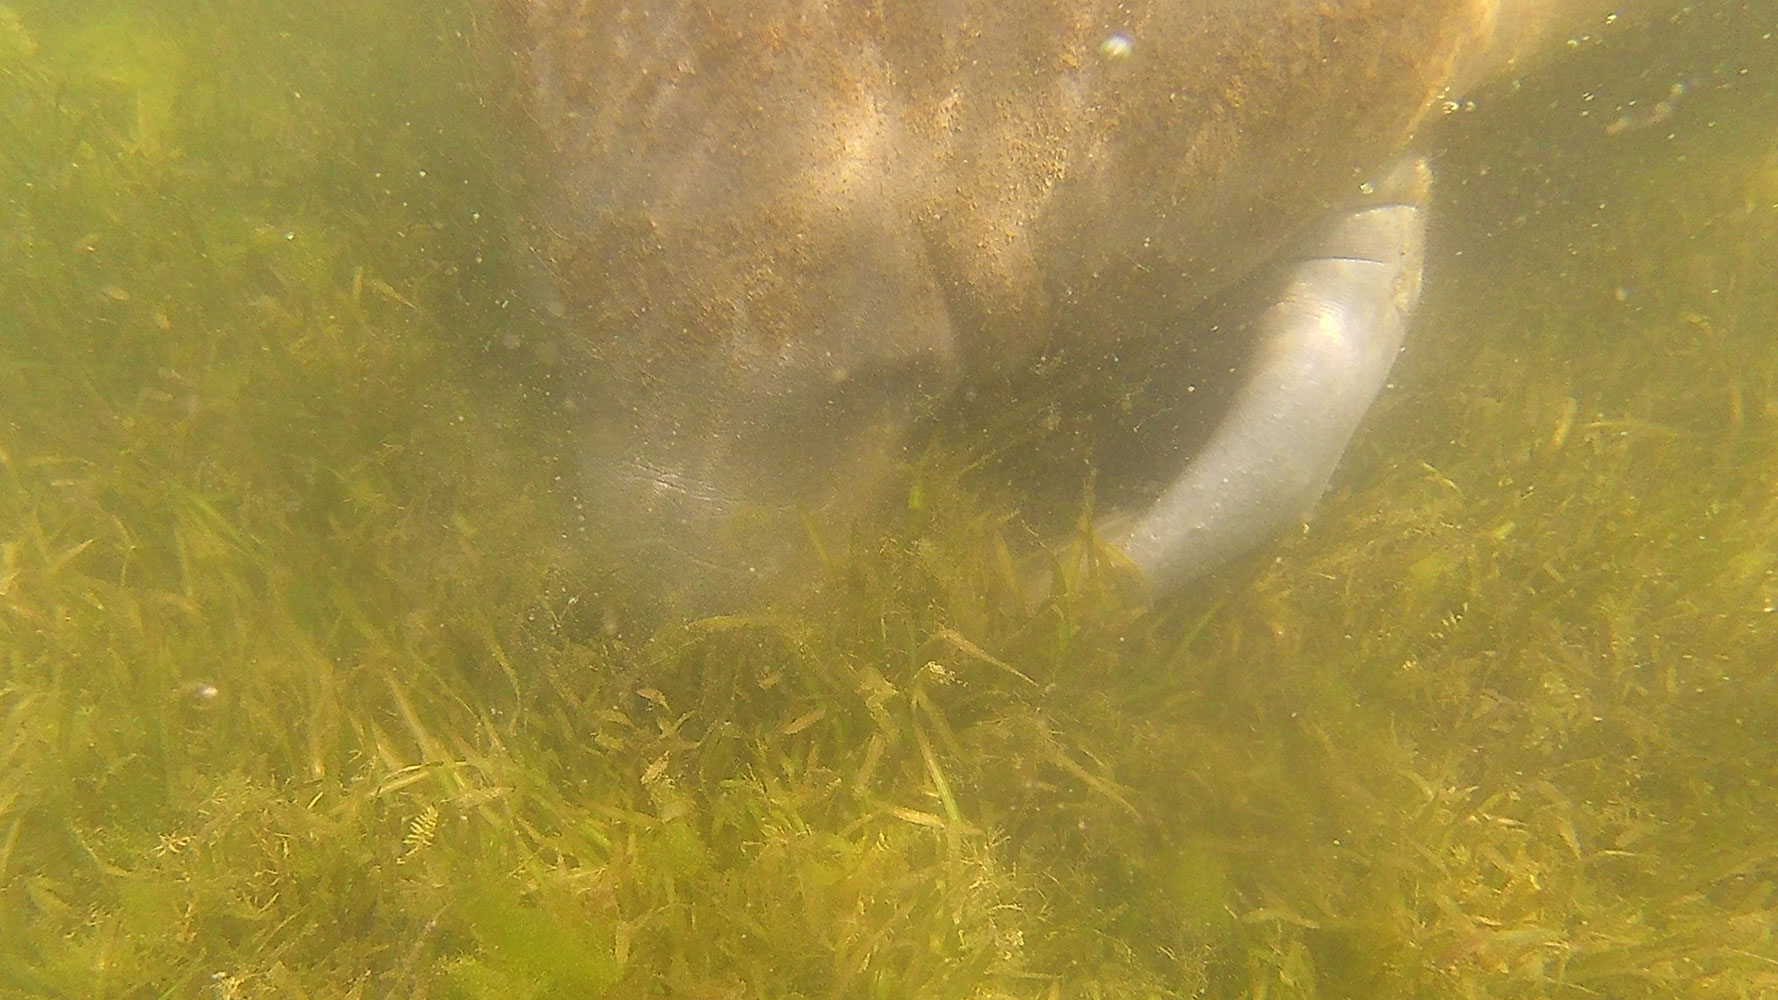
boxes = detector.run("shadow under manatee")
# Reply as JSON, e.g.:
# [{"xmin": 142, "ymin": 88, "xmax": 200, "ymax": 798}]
[{"xmin": 918, "ymin": 271, "xmax": 1278, "ymax": 548}]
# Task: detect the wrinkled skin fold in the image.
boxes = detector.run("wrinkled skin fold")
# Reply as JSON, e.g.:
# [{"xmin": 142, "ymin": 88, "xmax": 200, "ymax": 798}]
[{"xmin": 503, "ymin": 0, "xmax": 1618, "ymax": 612}]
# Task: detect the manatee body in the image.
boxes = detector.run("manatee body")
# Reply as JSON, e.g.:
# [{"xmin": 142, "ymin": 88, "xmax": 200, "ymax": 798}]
[{"xmin": 505, "ymin": 0, "xmax": 1612, "ymax": 611}]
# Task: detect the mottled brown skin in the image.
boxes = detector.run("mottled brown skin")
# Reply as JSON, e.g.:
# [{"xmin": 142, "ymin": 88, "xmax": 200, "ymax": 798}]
[{"xmin": 504, "ymin": 0, "xmax": 1606, "ymax": 610}]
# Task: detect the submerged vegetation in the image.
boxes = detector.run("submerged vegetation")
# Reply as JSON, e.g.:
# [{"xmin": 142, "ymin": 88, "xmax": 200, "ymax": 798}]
[{"xmin": 1, "ymin": 1, "xmax": 1775, "ymax": 997}]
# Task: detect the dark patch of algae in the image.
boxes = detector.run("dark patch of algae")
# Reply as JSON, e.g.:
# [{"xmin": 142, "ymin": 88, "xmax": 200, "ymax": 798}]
[{"xmin": 1, "ymin": 2, "xmax": 1774, "ymax": 998}]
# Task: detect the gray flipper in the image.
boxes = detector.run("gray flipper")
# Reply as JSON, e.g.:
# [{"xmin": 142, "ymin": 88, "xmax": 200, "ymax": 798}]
[{"xmin": 1111, "ymin": 158, "xmax": 1431, "ymax": 592}]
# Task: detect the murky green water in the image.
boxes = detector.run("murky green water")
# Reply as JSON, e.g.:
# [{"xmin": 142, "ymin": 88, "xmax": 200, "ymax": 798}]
[{"xmin": 1, "ymin": 2, "xmax": 1774, "ymax": 998}]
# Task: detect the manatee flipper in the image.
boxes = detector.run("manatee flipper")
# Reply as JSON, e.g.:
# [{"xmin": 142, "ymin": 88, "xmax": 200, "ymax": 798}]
[{"xmin": 1111, "ymin": 158, "xmax": 1431, "ymax": 592}]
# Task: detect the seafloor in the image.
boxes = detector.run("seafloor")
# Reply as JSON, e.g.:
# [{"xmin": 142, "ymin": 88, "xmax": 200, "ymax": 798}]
[{"xmin": 1, "ymin": 3, "xmax": 1774, "ymax": 998}]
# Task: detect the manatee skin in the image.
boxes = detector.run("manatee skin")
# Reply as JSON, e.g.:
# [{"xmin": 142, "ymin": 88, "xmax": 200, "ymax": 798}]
[
  {"xmin": 504, "ymin": 0, "xmax": 1614, "ymax": 611},
  {"xmin": 1111, "ymin": 158, "xmax": 1430, "ymax": 592}
]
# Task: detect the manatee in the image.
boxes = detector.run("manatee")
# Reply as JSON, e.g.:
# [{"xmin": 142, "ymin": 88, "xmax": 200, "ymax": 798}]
[{"xmin": 504, "ymin": 0, "xmax": 1618, "ymax": 612}]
